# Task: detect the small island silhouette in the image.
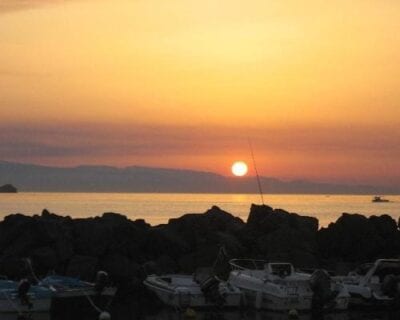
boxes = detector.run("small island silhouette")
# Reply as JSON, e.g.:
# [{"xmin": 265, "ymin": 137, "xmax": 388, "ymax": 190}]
[{"xmin": 0, "ymin": 184, "xmax": 17, "ymax": 193}]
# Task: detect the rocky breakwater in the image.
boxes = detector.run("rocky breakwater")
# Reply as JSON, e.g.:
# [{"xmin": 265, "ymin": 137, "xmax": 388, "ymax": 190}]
[
  {"xmin": 318, "ymin": 212, "xmax": 400, "ymax": 271},
  {"xmin": 0, "ymin": 204, "xmax": 399, "ymax": 308}
]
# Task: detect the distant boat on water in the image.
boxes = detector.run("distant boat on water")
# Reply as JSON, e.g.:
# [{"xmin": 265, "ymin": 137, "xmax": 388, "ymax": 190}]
[{"xmin": 372, "ymin": 196, "xmax": 390, "ymax": 203}]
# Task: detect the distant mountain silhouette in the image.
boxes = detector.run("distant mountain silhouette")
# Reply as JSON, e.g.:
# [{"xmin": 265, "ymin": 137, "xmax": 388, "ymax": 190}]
[{"xmin": 0, "ymin": 160, "xmax": 397, "ymax": 194}]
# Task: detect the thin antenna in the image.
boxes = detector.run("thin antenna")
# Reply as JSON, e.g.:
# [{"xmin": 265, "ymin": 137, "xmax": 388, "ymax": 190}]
[{"xmin": 248, "ymin": 139, "xmax": 265, "ymax": 205}]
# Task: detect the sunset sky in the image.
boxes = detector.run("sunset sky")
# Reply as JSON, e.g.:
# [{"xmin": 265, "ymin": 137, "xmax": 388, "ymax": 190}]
[{"xmin": 1, "ymin": 0, "xmax": 399, "ymax": 186}]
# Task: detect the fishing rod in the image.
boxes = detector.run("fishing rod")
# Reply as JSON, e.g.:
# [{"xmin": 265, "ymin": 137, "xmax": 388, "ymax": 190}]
[{"xmin": 248, "ymin": 139, "xmax": 265, "ymax": 205}]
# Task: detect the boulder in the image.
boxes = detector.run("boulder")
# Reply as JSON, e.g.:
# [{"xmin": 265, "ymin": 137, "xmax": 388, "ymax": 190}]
[
  {"xmin": 99, "ymin": 254, "xmax": 141, "ymax": 282},
  {"xmin": 164, "ymin": 206, "xmax": 245, "ymax": 272},
  {"xmin": 317, "ymin": 213, "xmax": 400, "ymax": 264},
  {"xmin": 31, "ymin": 246, "xmax": 58, "ymax": 274},
  {"xmin": 72, "ymin": 218, "xmax": 113, "ymax": 257},
  {"xmin": 142, "ymin": 255, "xmax": 178, "ymax": 275},
  {"xmin": 0, "ymin": 257, "xmax": 29, "ymax": 279},
  {"xmin": 0, "ymin": 214, "xmax": 40, "ymax": 257},
  {"xmin": 243, "ymin": 204, "xmax": 319, "ymax": 267},
  {"xmin": 66, "ymin": 255, "xmax": 98, "ymax": 281}
]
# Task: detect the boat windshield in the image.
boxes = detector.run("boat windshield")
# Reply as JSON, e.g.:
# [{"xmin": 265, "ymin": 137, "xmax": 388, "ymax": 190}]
[
  {"xmin": 374, "ymin": 261, "xmax": 400, "ymax": 281},
  {"xmin": 354, "ymin": 263, "xmax": 373, "ymax": 276}
]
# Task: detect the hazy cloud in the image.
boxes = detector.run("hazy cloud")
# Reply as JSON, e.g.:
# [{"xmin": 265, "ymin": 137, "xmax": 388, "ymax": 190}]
[{"xmin": 1, "ymin": 121, "xmax": 399, "ymax": 158}]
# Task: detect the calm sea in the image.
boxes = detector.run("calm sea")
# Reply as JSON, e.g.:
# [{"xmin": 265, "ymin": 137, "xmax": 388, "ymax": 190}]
[{"xmin": 0, "ymin": 193, "xmax": 399, "ymax": 228}]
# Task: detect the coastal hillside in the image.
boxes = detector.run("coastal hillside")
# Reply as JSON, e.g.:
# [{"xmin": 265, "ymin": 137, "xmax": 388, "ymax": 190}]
[{"xmin": 0, "ymin": 161, "xmax": 396, "ymax": 194}]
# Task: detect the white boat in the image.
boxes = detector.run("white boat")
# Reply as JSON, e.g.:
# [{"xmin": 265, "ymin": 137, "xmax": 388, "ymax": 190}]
[
  {"xmin": 39, "ymin": 273, "xmax": 116, "ymax": 299},
  {"xmin": 228, "ymin": 259, "xmax": 313, "ymax": 311},
  {"xmin": 334, "ymin": 259, "xmax": 400, "ymax": 306},
  {"xmin": 0, "ymin": 279, "xmax": 52, "ymax": 313},
  {"xmin": 144, "ymin": 270, "xmax": 242, "ymax": 308},
  {"xmin": 228, "ymin": 259, "xmax": 349, "ymax": 312}
]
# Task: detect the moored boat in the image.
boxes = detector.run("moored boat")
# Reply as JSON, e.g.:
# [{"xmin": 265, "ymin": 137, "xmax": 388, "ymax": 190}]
[
  {"xmin": 144, "ymin": 269, "xmax": 242, "ymax": 308},
  {"xmin": 334, "ymin": 259, "xmax": 400, "ymax": 307},
  {"xmin": 228, "ymin": 259, "xmax": 350, "ymax": 312},
  {"xmin": 39, "ymin": 272, "xmax": 116, "ymax": 299},
  {"xmin": 0, "ymin": 279, "xmax": 52, "ymax": 313},
  {"xmin": 228, "ymin": 259, "xmax": 313, "ymax": 311}
]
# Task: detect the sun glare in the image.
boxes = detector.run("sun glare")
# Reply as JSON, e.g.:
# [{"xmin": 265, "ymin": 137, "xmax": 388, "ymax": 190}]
[{"xmin": 232, "ymin": 161, "xmax": 248, "ymax": 177}]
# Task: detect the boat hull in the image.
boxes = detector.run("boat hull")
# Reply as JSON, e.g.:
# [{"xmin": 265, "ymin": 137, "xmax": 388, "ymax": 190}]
[
  {"xmin": 347, "ymin": 291, "xmax": 394, "ymax": 307},
  {"xmin": 144, "ymin": 276, "xmax": 242, "ymax": 308},
  {"xmin": 40, "ymin": 275, "xmax": 116, "ymax": 300},
  {"xmin": 0, "ymin": 296, "xmax": 51, "ymax": 313},
  {"xmin": 152, "ymin": 289, "xmax": 241, "ymax": 308},
  {"xmin": 50, "ymin": 287, "xmax": 116, "ymax": 298},
  {"xmin": 240, "ymin": 287, "xmax": 312, "ymax": 311}
]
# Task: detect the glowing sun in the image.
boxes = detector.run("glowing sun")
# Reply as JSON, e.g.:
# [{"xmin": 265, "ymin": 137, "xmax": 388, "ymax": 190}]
[{"xmin": 231, "ymin": 161, "xmax": 248, "ymax": 177}]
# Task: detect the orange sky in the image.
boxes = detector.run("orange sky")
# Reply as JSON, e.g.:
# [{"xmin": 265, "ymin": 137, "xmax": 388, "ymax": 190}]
[{"xmin": 0, "ymin": 0, "xmax": 399, "ymax": 186}]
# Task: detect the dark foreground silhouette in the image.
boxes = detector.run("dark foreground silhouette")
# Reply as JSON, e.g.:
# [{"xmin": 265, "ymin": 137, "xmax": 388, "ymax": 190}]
[{"xmin": 1, "ymin": 204, "xmax": 400, "ymax": 319}]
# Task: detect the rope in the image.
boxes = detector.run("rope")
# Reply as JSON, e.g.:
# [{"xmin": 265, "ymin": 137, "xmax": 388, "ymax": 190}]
[
  {"xmin": 24, "ymin": 258, "xmax": 40, "ymax": 284},
  {"xmin": 105, "ymin": 289, "xmax": 116, "ymax": 309},
  {"xmin": 83, "ymin": 291, "xmax": 103, "ymax": 313},
  {"xmin": 84, "ymin": 288, "xmax": 115, "ymax": 317}
]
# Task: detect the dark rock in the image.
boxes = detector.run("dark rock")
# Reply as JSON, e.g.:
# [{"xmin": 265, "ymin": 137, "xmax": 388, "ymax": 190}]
[
  {"xmin": 72, "ymin": 218, "xmax": 112, "ymax": 257},
  {"xmin": 142, "ymin": 255, "xmax": 178, "ymax": 275},
  {"xmin": 167, "ymin": 205, "xmax": 244, "ymax": 235},
  {"xmin": 0, "ymin": 184, "xmax": 17, "ymax": 193},
  {"xmin": 31, "ymin": 246, "xmax": 58, "ymax": 274},
  {"xmin": 101, "ymin": 253, "xmax": 141, "ymax": 280},
  {"xmin": 318, "ymin": 213, "xmax": 400, "ymax": 264},
  {"xmin": 165, "ymin": 206, "xmax": 245, "ymax": 272},
  {"xmin": 178, "ymin": 245, "xmax": 220, "ymax": 273},
  {"xmin": 72, "ymin": 213, "xmax": 151, "ymax": 263},
  {"xmin": 0, "ymin": 257, "xmax": 29, "ymax": 279},
  {"xmin": 247, "ymin": 204, "xmax": 318, "ymax": 233},
  {"xmin": 0, "ymin": 214, "xmax": 39, "ymax": 257},
  {"xmin": 66, "ymin": 255, "xmax": 98, "ymax": 280},
  {"xmin": 243, "ymin": 204, "xmax": 319, "ymax": 267}
]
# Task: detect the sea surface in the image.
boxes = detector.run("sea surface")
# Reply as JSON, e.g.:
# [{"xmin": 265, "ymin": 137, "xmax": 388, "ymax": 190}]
[{"xmin": 0, "ymin": 193, "xmax": 399, "ymax": 227}]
